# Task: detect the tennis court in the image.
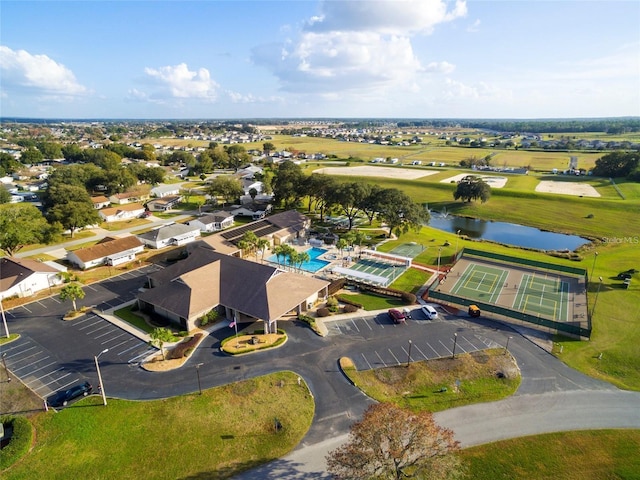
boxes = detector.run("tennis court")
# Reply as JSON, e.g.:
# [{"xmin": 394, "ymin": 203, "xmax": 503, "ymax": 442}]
[
  {"xmin": 444, "ymin": 259, "xmax": 574, "ymax": 322},
  {"xmin": 389, "ymin": 242, "xmax": 426, "ymax": 259}
]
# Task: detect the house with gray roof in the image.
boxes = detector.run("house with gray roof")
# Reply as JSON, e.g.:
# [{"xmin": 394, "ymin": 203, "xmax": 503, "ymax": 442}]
[
  {"xmin": 150, "ymin": 184, "xmax": 181, "ymax": 198},
  {"xmin": 137, "ymin": 223, "xmax": 201, "ymax": 249},
  {"xmin": 187, "ymin": 211, "xmax": 234, "ymax": 233},
  {"xmin": 136, "ymin": 244, "xmax": 329, "ymax": 332}
]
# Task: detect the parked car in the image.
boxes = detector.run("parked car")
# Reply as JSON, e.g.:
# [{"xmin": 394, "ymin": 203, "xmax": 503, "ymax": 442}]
[
  {"xmin": 421, "ymin": 305, "xmax": 438, "ymax": 320},
  {"xmin": 388, "ymin": 308, "xmax": 406, "ymax": 324},
  {"xmin": 46, "ymin": 381, "xmax": 93, "ymax": 407}
]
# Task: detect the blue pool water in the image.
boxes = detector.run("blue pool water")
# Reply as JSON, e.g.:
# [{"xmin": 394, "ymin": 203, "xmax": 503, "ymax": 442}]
[{"xmin": 267, "ymin": 247, "xmax": 330, "ymax": 273}]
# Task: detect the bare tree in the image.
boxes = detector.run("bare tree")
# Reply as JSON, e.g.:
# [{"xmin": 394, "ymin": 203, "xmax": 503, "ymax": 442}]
[{"xmin": 327, "ymin": 403, "xmax": 463, "ymax": 480}]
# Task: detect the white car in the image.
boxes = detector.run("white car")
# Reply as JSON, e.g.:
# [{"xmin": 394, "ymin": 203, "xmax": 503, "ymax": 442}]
[{"xmin": 421, "ymin": 305, "xmax": 438, "ymax": 320}]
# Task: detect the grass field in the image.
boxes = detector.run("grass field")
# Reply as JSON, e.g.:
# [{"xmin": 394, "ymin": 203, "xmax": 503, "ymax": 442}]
[
  {"xmin": 461, "ymin": 430, "xmax": 640, "ymax": 480},
  {"xmin": 342, "ymin": 349, "xmax": 521, "ymax": 413},
  {"xmin": 4, "ymin": 372, "xmax": 315, "ymax": 480}
]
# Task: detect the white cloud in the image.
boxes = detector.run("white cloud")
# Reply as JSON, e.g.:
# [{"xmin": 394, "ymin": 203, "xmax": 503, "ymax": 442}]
[
  {"xmin": 305, "ymin": 0, "xmax": 467, "ymax": 35},
  {"xmin": 467, "ymin": 19, "xmax": 481, "ymax": 32},
  {"xmin": 0, "ymin": 45, "xmax": 88, "ymax": 96},
  {"xmin": 252, "ymin": 0, "xmax": 465, "ymax": 95},
  {"xmin": 142, "ymin": 63, "xmax": 220, "ymax": 101},
  {"xmin": 425, "ymin": 61, "xmax": 456, "ymax": 74}
]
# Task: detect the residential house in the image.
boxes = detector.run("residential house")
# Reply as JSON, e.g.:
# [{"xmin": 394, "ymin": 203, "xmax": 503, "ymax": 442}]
[
  {"xmin": 136, "ymin": 244, "xmax": 329, "ymax": 332},
  {"xmin": 229, "ymin": 202, "xmax": 272, "ymax": 220},
  {"xmin": 137, "ymin": 223, "xmax": 201, "ymax": 249},
  {"xmin": 109, "ymin": 191, "xmax": 150, "ymax": 205},
  {"xmin": 91, "ymin": 195, "xmax": 110, "ymax": 209},
  {"xmin": 66, "ymin": 236, "xmax": 145, "ymax": 270},
  {"xmin": 187, "ymin": 211, "xmax": 234, "ymax": 233},
  {"xmin": 98, "ymin": 203, "xmax": 146, "ymax": 223},
  {"xmin": 0, "ymin": 257, "xmax": 66, "ymax": 300},
  {"xmin": 150, "ymin": 184, "xmax": 181, "ymax": 198},
  {"xmin": 146, "ymin": 195, "xmax": 182, "ymax": 212}
]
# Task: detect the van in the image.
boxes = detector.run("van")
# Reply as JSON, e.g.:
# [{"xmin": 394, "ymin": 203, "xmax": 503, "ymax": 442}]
[{"xmin": 421, "ymin": 305, "xmax": 438, "ymax": 319}]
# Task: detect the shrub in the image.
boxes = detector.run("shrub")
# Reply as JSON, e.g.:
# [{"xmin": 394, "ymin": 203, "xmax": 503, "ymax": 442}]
[
  {"xmin": 336, "ymin": 295, "xmax": 363, "ymax": 308},
  {"xmin": 317, "ymin": 307, "xmax": 331, "ymax": 317},
  {"xmin": 0, "ymin": 416, "xmax": 33, "ymax": 470},
  {"xmin": 298, "ymin": 314, "xmax": 316, "ymax": 328},
  {"xmin": 343, "ymin": 304, "xmax": 358, "ymax": 313},
  {"xmin": 401, "ymin": 292, "xmax": 417, "ymax": 304},
  {"xmin": 169, "ymin": 333, "xmax": 203, "ymax": 359}
]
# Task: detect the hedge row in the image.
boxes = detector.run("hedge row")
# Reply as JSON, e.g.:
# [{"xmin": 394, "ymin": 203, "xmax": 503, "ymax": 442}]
[
  {"xmin": 328, "ymin": 277, "xmax": 347, "ymax": 295},
  {"xmin": 336, "ymin": 295, "xmax": 364, "ymax": 308},
  {"xmin": 169, "ymin": 333, "xmax": 203, "ymax": 359},
  {"xmin": 0, "ymin": 416, "xmax": 33, "ymax": 470}
]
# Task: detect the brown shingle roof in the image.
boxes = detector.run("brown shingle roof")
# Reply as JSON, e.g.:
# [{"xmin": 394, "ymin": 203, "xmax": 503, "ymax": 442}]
[
  {"xmin": 69, "ymin": 236, "xmax": 143, "ymax": 262},
  {"xmin": 138, "ymin": 245, "xmax": 328, "ymax": 322},
  {"xmin": 1, "ymin": 257, "xmax": 59, "ymax": 292},
  {"xmin": 99, "ymin": 203, "xmax": 145, "ymax": 217}
]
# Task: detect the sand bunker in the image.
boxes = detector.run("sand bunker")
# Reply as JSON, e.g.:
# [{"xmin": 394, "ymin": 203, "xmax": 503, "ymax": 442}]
[
  {"xmin": 313, "ymin": 166, "xmax": 439, "ymax": 180},
  {"xmin": 535, "ymin": 180, "xmax": 600, "ymax": 197},
  {"xmin": 441, "ymin": 173, "xmax": 508, "ymax": 188}
]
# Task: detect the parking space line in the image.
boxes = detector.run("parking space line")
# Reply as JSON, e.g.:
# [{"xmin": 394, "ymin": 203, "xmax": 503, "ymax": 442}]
[
  {"xmin": 375, "ymin": 351, "xmax": 387, "ymax": 367},
  {"xmin": 20, "ymin": 304, "xmax": 32, "ymax": 313},
  {"xmin": 425, "ymin": 341, "xmax": 440, "ymax": 357},
  {"xmin": 438, "ymin": 340, "xmax": 453, "ymax": 356},
  {"xmin": 34, "ymin": 375, "xmax": 77, "ymax": 393},
  {"xmin": 361, "ymin": 318, "xmax": 373, "ymax": 330},
  {"xmin": 12, "ymin": 355, "xmax": 50, "ymax": 372},
  {"xmin": 118, "ymin": 343, "xmax": 144, "ymax": 356},
  {"xmin": 413, "ymin": 343, "xmax": 429, "ymax": 360},
  {"xmin": 94, "ymin": 329, "xmax": 118, "ymax": 340},
  {"xmin": 360, "ymin": 353, "xmax": 373, "ymax": 370},
  {"xmin": 456, "ymin": 342, "xmax": 467, "ymax": 354},
  {"xmin": 74, "ymin": 315, "xmax": 98, "ymax": 326},
  {"xmin": 22, "ymin": 360, "xmax": 57, "ymax": 375},
  {"xmin": 388, "ymin": 348, "xmax": 400, "ymax": 365},
  {"xmin": 4, "ymin": 345, "xmax": 38, "ymax": 359},
  {"xmin": 104, "ymin": 337, "xmax": 130, "ymax": 349},
  {"xmin": 36, "ymin": 300, "xmax": 49, "ymax": 308},
  {"xmin": 50, "ymin": 297, "xmax": 61, "ymax": 304},
  {"xmin": 460, "ymin": 335, "xmax": 478, "ymax": 351},
  {"xmin": 85, "ymin": 324, "xmax": 112, "ymax": 335},
  {"xmin": 78, "ymin": 319, "xmax": 102, "ymax": 330},
  {"xmin": 85, "ymin": 285, "xmax": 98, "ymax": 292},
  {"xmin": 101, "ymin": 332, "xmax": 126, "ymax": 344},
  {"xmin": 128, "ymin": 348, "xmax": 154, "ymax": 364}
]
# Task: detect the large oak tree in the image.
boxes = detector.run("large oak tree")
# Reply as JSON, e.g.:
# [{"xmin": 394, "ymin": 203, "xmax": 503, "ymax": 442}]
[{"xmin": 327, "ymin": 403, "xmax": 463, "ymax": 480}]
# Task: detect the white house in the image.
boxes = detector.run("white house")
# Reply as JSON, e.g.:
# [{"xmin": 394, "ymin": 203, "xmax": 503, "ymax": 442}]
[
  {"xmin": 137, "ymin": 223, "xmax": 201, "ymax": 249},
  {"xmin": 187, "ymin": 211, "xmax": 234, "ymax": 233},
  {"xmin": 98, "ymin": 203, "xmax": 146, "ymax": 222},
  {"xmin": 109, "ymin": 191, "xmax": 150, "ymax": 205},
  {"xmin": 0, "ymin": 257, "xmax": 66, "ymax": 300},
  {"xmin": 66, "ymin": 236, "xmax": 145, "ymax": 270},
  {"xmin": 91, "ymin": 195, "xmax": 111, "ymax": 209},
  {"xmin": 150, "ymin": 184, "xmax": 181, "ymax": 198},
  {"xmin": 146, "ymin": 195, "xmax": 182, "ymax": 212}
]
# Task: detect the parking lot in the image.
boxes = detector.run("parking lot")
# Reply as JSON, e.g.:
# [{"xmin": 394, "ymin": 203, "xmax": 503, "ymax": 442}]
[
  {"xmin": 325, "ymin": 307, "xmax": 502, "ymax": 371},
  {"xmin": 1, "ymin": 266, "xmax": 160, "ymax": 401}
]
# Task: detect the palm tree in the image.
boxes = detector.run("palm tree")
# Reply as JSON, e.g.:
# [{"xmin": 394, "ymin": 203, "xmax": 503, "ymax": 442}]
[
  {"xmin": 256, "ymin": 238, "xmax": 270, "ymax": 263},
  {"xmin": 296, "ymin": 251, "xmax": 310, "ymax": 272},
  {"xmin": 59, "ymin": 283, "xmax": 85, "ymax": 312}
]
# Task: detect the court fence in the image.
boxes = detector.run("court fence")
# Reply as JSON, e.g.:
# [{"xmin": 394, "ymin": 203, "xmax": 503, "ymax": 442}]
[
  {"xmin": 427, "ymin": 288, "xmax": 591, "ymax": 338},
  {"xmin": 462, "ymin": 247, "xmax": 587, "ymax": 277}
]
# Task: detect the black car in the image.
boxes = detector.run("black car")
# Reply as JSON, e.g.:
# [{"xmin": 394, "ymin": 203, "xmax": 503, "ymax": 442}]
[{"xmin": 47, "ymin": 381, "xmax": 93, "ymax": 407}]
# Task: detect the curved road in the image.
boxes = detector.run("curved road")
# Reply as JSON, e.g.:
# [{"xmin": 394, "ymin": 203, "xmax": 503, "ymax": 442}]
[{"xmin": 3, "ymin": 263, "xmax": 639, "ymax": 479}]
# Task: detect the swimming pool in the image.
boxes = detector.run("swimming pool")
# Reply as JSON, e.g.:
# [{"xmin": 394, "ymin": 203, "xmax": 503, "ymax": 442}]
[{"xmin": 267, "ymin": 247, "xmax": 330, "ymax": 273}]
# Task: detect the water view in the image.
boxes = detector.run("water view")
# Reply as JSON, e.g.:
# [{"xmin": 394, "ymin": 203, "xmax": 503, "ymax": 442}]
[{"xmin": 428, "ymin": 214, "xmax": 590, "ymax": 251}]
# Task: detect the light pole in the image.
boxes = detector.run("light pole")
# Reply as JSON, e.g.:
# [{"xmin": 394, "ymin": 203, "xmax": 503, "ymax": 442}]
[
  {"xmin": 437, "ymin": 247, "xmax": 442, "ymax": 273},
  {"xmin": 2, "ymin": 353, "xmax": 10, "ymax": 383},
  {"xmin": 592, "ymin": 276, "xmax": 603, "ymax": 318},
  {"xmin": 406, "ymin": 340, "xmax": 412, "ymax": 368},
  {"xmin": 504, "ymin": 336, "xmax": 513, "ymax": 355},
  {"xmin": 196, "ymin": 363, "xmax": 204, "ymax": 395},
  {"xmin": 451, "ymin": 333, "xmax": 458, "ymax": 359},
  {"xmin": 590, "ymin": 251, "xmax": 599, "ymax": 280},
  {"xmin": 455, "ymin": 230, "xmax": 461, "ymax": 256},
  {"xmin": 94, "ymin": 348, "xmax": 109, "ymax": 406},
  {"xmin": 1, "ymin": 299, "xmax": 9, "ymax": 338}
]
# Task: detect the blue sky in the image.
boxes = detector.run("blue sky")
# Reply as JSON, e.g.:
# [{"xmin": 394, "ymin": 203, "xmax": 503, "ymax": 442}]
[{"xmin": 1, "ymin": 0, "xmax": 639, "ymax": 119}]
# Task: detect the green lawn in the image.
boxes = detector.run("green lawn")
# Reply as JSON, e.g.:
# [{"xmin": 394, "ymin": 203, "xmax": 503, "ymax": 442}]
[
  {"xmin": 4, "ymin": 372, "xmax": 314, "ymax": 480},
  {"xmin": 342, "ymin": 349, "xmax": 521, "ymax": 413},
  {"xmin": 461, "ymin": 430, "xmax": 640, "ymax": 480},
  {"xmin": 113, "ymin": 305, "xmax": 154, "ymax": 333}
]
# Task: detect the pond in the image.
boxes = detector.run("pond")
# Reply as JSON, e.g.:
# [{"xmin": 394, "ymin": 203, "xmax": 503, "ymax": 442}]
[{"xmin": 427, "ymin": 213, "xmax": 590, "ymax": 251}]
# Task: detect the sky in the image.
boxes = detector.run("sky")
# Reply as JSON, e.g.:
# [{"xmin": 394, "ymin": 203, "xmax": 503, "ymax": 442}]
[{"xmin": 1, "ymin": 0, "xmax": 639, "ymax": 120}]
